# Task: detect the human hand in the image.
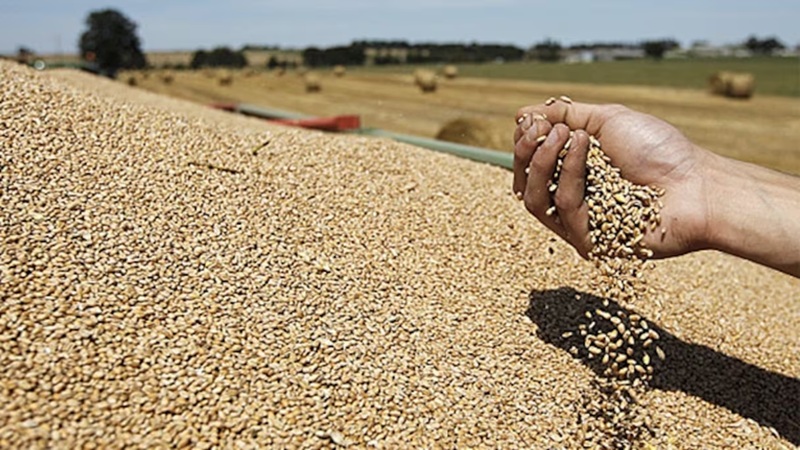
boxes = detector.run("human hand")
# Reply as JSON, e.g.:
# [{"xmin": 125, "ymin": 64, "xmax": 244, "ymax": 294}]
[{"xmin": 512, "ymin": 100, "xmax": 714, "ymax": 259}]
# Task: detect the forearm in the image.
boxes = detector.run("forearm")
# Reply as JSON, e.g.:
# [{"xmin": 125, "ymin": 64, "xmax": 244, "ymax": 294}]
[{"xmin": 702, "ymin": 152, "xmax": 800, "ymax": 277}]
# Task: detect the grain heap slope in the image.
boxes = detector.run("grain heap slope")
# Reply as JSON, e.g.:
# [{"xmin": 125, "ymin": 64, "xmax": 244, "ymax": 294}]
[{"xmin": 1, "ymin": 61, "xmax": 798, "ymax": 449}]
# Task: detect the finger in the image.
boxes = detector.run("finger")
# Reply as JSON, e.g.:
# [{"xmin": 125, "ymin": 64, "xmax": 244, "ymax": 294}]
[
  {"xmin": 512, "ymin": 110, "xmax": 553, "ymax": 149},
  {"xmin": 553, "ymin": 130, "xmax": 592, "ymax": 257},
  {"xmin": 516, "ymin": 100, "xmax": 624, "ymax": 136},
  {"xmin": 513, "ymin": 107, "xmax": 544, "ymax": 144},
  {"xmin": 512, "ymin": 117, "xmax": 552, "ymax": 196},
  {"xmin": 523, "ymin": 124, "xmax": 570, "ymax": 225},
  {"xmin": 513, "ymin": 112, "xmax": 527, "ymax": 144},
  {"xmin": 512, "ymin": 110, "xmax": 548, "ymax": 144}
]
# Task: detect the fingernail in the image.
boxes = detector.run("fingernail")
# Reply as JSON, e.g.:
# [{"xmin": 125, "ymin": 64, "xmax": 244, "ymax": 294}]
[
  {"xmin": 520, "ymin": 114, "xmax": 533, "ymax": 130},
  {"xmin": 524, "ymin": 121, "xmax": 540, "ymax": 142}
]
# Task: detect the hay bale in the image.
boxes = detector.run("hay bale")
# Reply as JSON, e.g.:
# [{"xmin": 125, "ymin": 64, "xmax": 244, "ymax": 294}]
[
  {"xmin": 160, "ymin": 71, "xmax": 174, "ymax": 84},
  {"xmin": 304, "ymin": 72, "xmax": 321, "ymax": 93},
  {"xmin": 126, "ymin": 75, "xmax": 137, "ymax": 87},
  {"xmin": 414, "ymin": 69, "xmax": 437, "ymax": 93},
  {"xmin": 435, "ymin": 117, "xmax": 512, "ymax": 152},
  {"xmin": 726, "ymin": 73, "xmax": 755, "ymax": 98},
  {"xmin": 333, "ymin": 65, "xmax": 346, "ymax": 77},
  {"xmin": 442, "ymin": 64, "xmax": 459, "ymax": 79},
  {"xmin": 218, "ymin": 71, "xmax": 233, "ymax": 86},
  {"xmin": 708, "ymin": 71, "xmax": 755, "ymax": 99}
]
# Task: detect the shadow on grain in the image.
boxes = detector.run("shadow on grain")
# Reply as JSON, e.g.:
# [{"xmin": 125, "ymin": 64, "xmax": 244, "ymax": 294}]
[{"xmin": 525, "ymin": 286, "xmax": 800, "ymax": 446}]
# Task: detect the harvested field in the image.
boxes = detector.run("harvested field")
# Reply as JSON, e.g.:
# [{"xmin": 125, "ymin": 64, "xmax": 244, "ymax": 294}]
[
  {"xmin": 124, "ymin": 68, "xmax": 800, "ymax": 175},
  {"xmin": 1, "ymin": 61, "xmax": 799, "ymax": 449}
]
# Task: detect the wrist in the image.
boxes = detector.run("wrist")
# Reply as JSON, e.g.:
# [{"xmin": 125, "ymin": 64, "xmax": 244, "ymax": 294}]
[
  {"xmin": 700, "ymin": 151, "xmax": 800, "ymax": 276},
  {"xmin": 696, "ymin": 150, "xmax": 735, "ymax": 253}
]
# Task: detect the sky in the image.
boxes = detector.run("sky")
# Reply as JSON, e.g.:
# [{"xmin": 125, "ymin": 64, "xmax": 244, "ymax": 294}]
[{"xmin": 2, "ymin": 0, "xmax": 800, "ymax": 55}]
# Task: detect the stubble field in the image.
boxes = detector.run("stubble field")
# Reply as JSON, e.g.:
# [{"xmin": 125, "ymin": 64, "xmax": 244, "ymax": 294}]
[{"xmin": 126, "ymin": 66, "xmax": 800, "ymax": 175}]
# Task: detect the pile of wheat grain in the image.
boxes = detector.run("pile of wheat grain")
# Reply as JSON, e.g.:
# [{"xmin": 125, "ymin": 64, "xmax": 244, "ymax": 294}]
[{"xmin": 1, "ymin": 61, "xmax": 797, "ymax": 449}]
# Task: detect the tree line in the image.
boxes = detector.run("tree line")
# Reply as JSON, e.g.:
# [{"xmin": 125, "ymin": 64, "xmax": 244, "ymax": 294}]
[
  {"xmin": 60, "ymin": 8, "xmax": 792, "ymax": 77},
  {"xmin": 744, "ymin": 36, "xmax": 786, "ymax": 55}
]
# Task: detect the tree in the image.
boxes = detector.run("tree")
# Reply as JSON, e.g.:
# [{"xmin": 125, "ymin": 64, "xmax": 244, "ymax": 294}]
[
  {"xmin": 79, "ymin": 9, "xmax": 146, "ymax": 77},
  {"xmin": 744, "ymin": 36, "xmax": 761, "ymax": 53},
  {"xmin": 744, "ymin": 35, "xmax": 786, "ymax": 55},
  {"xmin": 529, "ymin": 39, "xmax": 562, "ymax": 62},
  {"xmin": 761, "ymin": 37, "xmax": 785, "ymax": 54},
  {"xmin": 302, "ymin": 47, "xmax": 323, "ymax": 67},
  {"xmin": 642, "ymin": 39, "xmax": 679, "ymax": 60}
]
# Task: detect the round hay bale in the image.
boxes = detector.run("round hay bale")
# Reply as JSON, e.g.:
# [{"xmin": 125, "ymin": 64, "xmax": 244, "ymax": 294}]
[
  {"xmin": 304, "ymin": 73, "xmax": 321, "ymax": 93},
  {"xmin": 414, "ymin": 69, "xmax": 437, "ymax": 93},
  {"xmin": 435, "ymin": 117, "xmax": 512, "ymax": 152},
  {"xmin": 726, "ymin": 73, "xmax": 755, "ymax": 98},
  {"xmin": 160, "ymin": 71, "xmax": 174, "ymax": 84},
  {"xmin": 708, "ymin": 72, "xmax": 730, "ymax": 96},
  {"xmin": 708, "ymin": 71, "xmax": 755, "ymax": 99},
  {"xmin": 442, "ymin": 64, "xmax": 459, "ymax": 79},
  {"xmin": 333, "ymin": 65, "xmax": 346, "ymax": 77},
  {"xmin": 126, "ymin": 76, "xmax": 137, "ymax": 87},
  {"xmin": 218, "ymin": 71, "xmax": 233, "ymax": 86}
]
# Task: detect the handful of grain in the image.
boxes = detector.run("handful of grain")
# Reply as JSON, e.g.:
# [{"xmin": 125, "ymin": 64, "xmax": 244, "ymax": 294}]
[
  {"xmin": 582, "ymin": 133, "xmax": 664, "ymax": 304},
  {"xmin": 541, "ymin": 95, "xmax": 664, "ymax": 308}
]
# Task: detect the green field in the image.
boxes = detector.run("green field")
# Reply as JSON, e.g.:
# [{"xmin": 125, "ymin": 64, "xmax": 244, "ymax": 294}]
[{"xmin": 359, "ymin": 57, "xmax": 800, "ymax": 97}]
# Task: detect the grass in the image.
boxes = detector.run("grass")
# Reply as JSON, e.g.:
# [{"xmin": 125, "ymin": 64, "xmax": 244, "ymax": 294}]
[{"xmin": 357, "ymin": 57, "xmax": 800, "ymax": 97}]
